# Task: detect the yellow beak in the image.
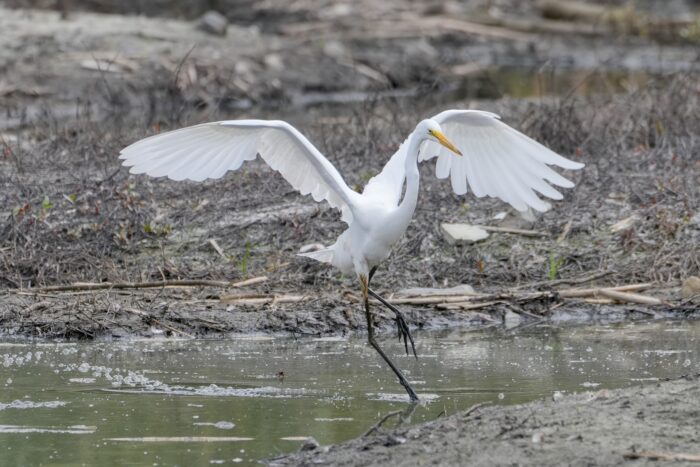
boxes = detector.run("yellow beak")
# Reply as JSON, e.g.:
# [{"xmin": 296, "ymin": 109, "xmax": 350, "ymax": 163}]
[{"xmin": 434, "ymin": 130, "xmax": 462, "ymax": 156}]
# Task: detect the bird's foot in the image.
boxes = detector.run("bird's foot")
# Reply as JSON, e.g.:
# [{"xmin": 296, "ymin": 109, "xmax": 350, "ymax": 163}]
[
  {"xmin": 367, "ymin": 287, "xmax": 418, "ymax": 359},
  {"xmin": 395, "ymin": 309, "xmax": 417, "ymax": 359}
]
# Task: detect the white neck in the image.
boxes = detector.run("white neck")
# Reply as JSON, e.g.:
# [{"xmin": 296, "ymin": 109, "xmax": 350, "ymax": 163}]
[{"xmin": 396, "ymin": 131, "xmax": 423, "ymax": 222}]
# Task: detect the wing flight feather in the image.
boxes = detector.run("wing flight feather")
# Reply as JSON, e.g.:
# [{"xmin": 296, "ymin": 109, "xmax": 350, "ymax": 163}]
[
  {"xmin": 120, "ymin": 120, "xmax": 359, "ymax": 223},
  {"xmin": 421, "ymin": 110, "xmax": 584, "ymax": 212}
]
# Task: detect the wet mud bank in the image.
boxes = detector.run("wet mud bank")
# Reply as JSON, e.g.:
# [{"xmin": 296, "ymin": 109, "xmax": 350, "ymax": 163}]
[
  {"xmin": 2, "ymin": 285, "xmax": 699, "ymax": 339},
  {"xmin": 270, "ymin": 374, "xmax": 700, "ymax": 466}
]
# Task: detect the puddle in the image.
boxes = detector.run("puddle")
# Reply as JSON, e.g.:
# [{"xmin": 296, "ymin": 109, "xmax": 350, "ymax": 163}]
[
  {"xmin": 450, "ymin": 67, "xmax": 663, "ymax": 100},
  {"xmin": 0, "ymin": 320, "xmax": 698, "ymax": 466}
]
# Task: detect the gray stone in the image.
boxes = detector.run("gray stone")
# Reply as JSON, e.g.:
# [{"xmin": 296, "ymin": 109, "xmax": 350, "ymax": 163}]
[
  {"xmin": 441, "ymin": 223, "xmax": 489, "ymax": 245},
  {"xmin": 197, "ymin": 11, "xmax": 228, "ymax": 36},
  {"xmin": 300, "ymin": 437, "xmax": 320, "ymax": 451}
]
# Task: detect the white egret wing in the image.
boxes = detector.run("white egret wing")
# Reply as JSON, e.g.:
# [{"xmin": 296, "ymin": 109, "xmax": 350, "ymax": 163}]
[
  {"xmin": 119, "ymin": 120, "xmax": 359, "ymax": 223},
  {"xmin": 422, "ymin": 110, "xmax": 584, "ymax": 212}
]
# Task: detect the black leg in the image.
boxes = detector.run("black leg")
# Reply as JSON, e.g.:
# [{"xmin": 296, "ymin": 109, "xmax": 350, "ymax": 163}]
[
  {"xmin": 367, "ymin": 266, "xmax": 417, "ymax": 359},
  {"xmin": 361, "ymin": 274, "xmax": 419, "ymax": 403},
  {"xmin": 369, "ymin": 266, "xmax": 378, "ymax": 282},
  {"xmin": 368, "ymin": 288, "xmax": 417, "ymax": 359}
]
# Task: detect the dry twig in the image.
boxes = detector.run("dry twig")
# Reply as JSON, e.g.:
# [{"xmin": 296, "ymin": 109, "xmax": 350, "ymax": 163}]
[
  {"xmin": 623, "ymin": 451, "xmax": 700, "ymax": 462},
  {"xmin": 363, "ymin": 410, "xmax": 404, "ymax": 437},
  {"xmin": 597, "ymin": 289, "xmax": 665, "ymax": 305},
  {"xmin": 219, "ymin": 294, "xmax": 307, "ymax": 305},
  {"xmin": 477, "ymin": 225, "xmax": 547, "ymax": 237},
  {"xmin": 19, "ymin": 276, "xmax": 268, "ymax": 293}
]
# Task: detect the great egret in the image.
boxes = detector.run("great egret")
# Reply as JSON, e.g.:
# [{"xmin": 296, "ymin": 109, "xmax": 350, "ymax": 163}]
[{"xmin": 119, "ymin": 110, "xmax": 584, "ymax": 402}]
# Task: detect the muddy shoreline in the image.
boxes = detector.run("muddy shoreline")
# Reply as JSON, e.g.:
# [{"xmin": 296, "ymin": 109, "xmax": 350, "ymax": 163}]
[
  {"xmin": 269, "ymin": 373, "xmax": 700, "ymax": 466},
  {"xmin": 2, "ymin": 283, "xmax": 699, "ymax": 339}
]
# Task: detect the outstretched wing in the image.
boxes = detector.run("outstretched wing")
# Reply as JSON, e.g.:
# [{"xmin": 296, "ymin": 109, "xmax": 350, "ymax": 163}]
[
  {"xmin": 421, "ymin": 110, "xmax": 584, "ymax": 212},
  {"xmin": 119, "ymin": 120, "xmax": 359, "ymax": 223}
]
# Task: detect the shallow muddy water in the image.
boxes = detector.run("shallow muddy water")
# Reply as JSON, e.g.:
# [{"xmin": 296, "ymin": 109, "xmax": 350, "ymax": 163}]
[{"xmin": 1, "ymin": 320, "xmax": 698, "ymax": 466}]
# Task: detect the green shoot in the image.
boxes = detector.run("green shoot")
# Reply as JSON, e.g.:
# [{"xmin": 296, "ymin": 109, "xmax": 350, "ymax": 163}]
[{"xmin": 548, "ymin": 252, "xmax": 564, "ymax": 281}]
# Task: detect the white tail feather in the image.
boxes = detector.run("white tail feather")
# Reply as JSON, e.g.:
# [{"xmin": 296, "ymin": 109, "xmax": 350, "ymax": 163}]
[{"xmin": 298, "ymin": 247, "xmax": 334, "ymax": 264}]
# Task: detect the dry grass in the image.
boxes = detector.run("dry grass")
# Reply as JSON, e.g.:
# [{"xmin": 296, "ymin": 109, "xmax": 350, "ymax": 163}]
[{"xmin": 2, "ymin": 74, "xmax": 699, "ymax": 289}]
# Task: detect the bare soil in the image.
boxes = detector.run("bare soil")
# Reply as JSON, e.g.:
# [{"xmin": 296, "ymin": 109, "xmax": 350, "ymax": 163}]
[
  {"xmin": 1, "ymin": 2, "xmax": 699, "ymax": 339},
  {"xmin": 268, "ymin": 373, "xmax": 700, "ymax": 467}
]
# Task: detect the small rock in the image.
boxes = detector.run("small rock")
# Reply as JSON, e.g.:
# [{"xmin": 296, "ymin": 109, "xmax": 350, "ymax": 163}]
[
  {"xmin": 441, "ymin": 223, "xmax": 489, "ymax": 245},
  {"xmin": 589, "ymin": 389, "xmax": 610, "ymax": 401},
  {"xmin": 197, "ymin": 11, "xmax": 228, "ymax": 36},
  {"xmin": 503, "ymin": 310, "xmax": 521, "ymax": 329},
  {"xmin": 532, "ymin": 428, "xmax": 555, "ymax": 443},
  {"xmin": 384, "ymin": 435, "xmax": 406, "ymax": 446},
  {"xmin": 300, "ymin": 437, "xmax": 320, "ymax": 451},
  {"xmin": 322, "ymin": 40, "xmax": 347, "ymax": 58},
  {"xmin": 318, "ymin": 3, "xmax": 353, "ymax": 20},
  {"xmin": 681, "ymin": 276, "xmax": 700, "ymax": 299},
  {"xmin": 264, "ymin": 53, "xmax": 284, "ymax": 71},
  {"xmin": 406, "ymin": 428, "xmax": 421, "ymax": 439}
]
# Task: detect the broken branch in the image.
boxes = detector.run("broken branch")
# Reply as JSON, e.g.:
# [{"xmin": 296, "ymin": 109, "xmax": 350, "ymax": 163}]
[
  {"xmin": 22, "ymin": 276, "xmax": 268, "ymax": 293},
  {"xmin": 219, "ymin": 294, "xmax": 307, "ymax": 305},
  {"xmin": 597, "ymin": 289, "xmax": 665, "ymax": 305}
]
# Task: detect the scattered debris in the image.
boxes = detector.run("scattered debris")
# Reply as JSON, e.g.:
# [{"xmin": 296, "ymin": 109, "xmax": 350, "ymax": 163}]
[
  {"xmin": 610, "ymin": 215, "xmax": 639, "ymax": 232},
  {"xmin": 354, "ymin": 281, "xmax": 669, "ymax": 311},
  {"xmin": 597, "ymin": 289, "xmax": 665, "ymax": 306},
  {"xmin": 557, "ymin": 219, "xmax": 573, "ymax": 243},
  {"xmin": 79, "ymin": 57, "xmax": 139, "ymax": 73},
  {"xmin": 208, "ymin": 239, "xmax": 227, "ymax": 259},
  {"xmin": 122, "ymin": 307, "xmax": 194, "ymax": 338},
  {"xmin": 681, "ymin": 276, "xmax": 700, "ymax": 299}
]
